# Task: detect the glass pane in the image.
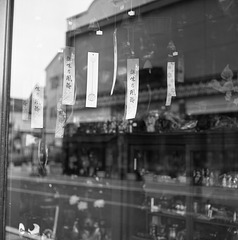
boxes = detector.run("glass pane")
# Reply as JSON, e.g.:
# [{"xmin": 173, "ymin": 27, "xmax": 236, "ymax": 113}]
[{"xmin": 6, "ymin": 0, "xmax": 238, "ymax": 240}]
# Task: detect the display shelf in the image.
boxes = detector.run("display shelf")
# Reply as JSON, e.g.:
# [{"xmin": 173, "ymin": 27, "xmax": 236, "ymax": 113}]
[
  {"xmin": 143, "ymin": 181, "xmax": 238, "ymax": 202},
  {"xmin": 132, "ymin": 235, "xmax": 152, "ymax": 240},
  {"xmin": 194, "ymin": 215, "xmax": 238, "ymax": 228},
  {"xmin": 193, "ymin": 186, "xmax": 238, "ymax": 201},
  {"xmin": 148, "ymin": 210, "xmax": 186, "ymax": 220},
  {"xmin": 144, "ymin": 181, "xmax": 190, "ymax": 197},
  {"xmin": 8, "ymin": 173, "xmax": 143, "ymax": 193},
  {"xmin": 9, "ymin": 132, "xmax": 238, "ymax": 240}
]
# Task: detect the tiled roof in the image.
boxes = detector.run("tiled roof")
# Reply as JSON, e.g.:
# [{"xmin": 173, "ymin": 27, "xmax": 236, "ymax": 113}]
[
  {"xmin": 74, "ymin": 80, "xmax": 221, "ymax": 108},
  {"xmin": 67, "ymin": 0, "xmax": 157, "ymax": 31}
]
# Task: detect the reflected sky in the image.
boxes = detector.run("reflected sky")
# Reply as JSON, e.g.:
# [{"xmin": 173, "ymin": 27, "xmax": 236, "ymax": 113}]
[{"xmin": 10, "ymin": 0, "xmax": 93, "ymax": 99}]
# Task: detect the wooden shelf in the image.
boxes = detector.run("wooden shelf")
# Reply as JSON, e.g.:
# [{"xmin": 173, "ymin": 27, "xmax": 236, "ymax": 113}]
[{"xmin": 144, "ymin": 181, "xmax": 238, "ymax": 203}]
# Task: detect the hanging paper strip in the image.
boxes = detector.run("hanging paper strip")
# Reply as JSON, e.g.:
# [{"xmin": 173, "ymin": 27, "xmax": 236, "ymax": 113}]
[
  {"xmin": 55, "ymin": 99, "xmax": 66, "ymax": 138},
  {"xmin": 31, "ymin": 84, "xmax": 44, "ymax": 128},
  {"xmin": 62, "ymin": 46, "xmax": 76, "ymax": 105},
  {"xmin": 177, "ymin": 54, "xmax": 184, "ymax": 83},
  {"xmin": 110, "ymin": 28, "xmax": 118, "ymax": 95},
  {"xmin": 125, "ymin": 59, "xmax": 139, "ymax": 120},
  {"xmin": 166, "ymin": 61, "xmax": 176, "ymax": 106},
  {"xmin": 22, "ymin": 98, "xmax": 30, "ymax": 120},
  {"xmin": 86, "ymin": 52, "xmax": 99, "ymax": 108}
]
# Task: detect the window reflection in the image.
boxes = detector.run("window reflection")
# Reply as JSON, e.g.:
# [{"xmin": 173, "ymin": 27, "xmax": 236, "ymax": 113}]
[{"xmin": 6, "ymin": 0, "xmax": 238, "ymax": 240}]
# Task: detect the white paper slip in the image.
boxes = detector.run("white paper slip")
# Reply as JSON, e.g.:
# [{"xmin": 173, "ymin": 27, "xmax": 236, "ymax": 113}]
[
  {"xmin": 62, "ymin": 46, "xmax": 76, "ymax": 105},
  {"xmin": 86, "ymin": 52, "xmax": 99, "ymax": 108},
  {"xmin": 167, "ymin": 61, "xmax": 176, "ymax": 97},
  {"xmin": 111, "ymin": 28, "xmax": 118, "ymax": 95},
  {"xmin": 22, "ymin": 98, "xmax": 30, "ymax": 121},
  {"xmin": 31, "ymin": 84, "xmax": 44, "ymax": 128},
  {"xmin": 165, "ymin": 93, "xmax": 172, "ymax": 106},
  {"xmin": 125, "ymin": 59, "xmax": 139, "ymax": 120}
]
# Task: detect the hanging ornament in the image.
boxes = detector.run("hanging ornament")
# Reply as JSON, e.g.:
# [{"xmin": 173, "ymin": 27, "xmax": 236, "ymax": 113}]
[
  {"xmin": 120, "ymin": 14, "xmax": 135, "ymax": 58},
  {"xmin": 167, "ymin": 40, "xmax": 178, "ymax": 57},
  {"xmin": 88, "ymin": 18, "xmax": 99, "ymax": 31},
  {"xmin": 96, "ymin": 29, "xmax": 103, "ymax": 35},
  {"xmin": 128, "ymin": 0, "xmax": 135, "ymax": 16},
  {"xmin": 88, "ymin": 18, "xmax": 103, "ymax": 35},
  {"xmin": 143, "ymin": 59, "xmax": 152, "ymax": 74}
]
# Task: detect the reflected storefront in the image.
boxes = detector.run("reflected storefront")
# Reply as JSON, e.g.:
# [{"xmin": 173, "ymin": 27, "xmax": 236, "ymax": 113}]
[{"xmin": 1, "ymin": 0, "xmax": 238, "ymax": 239}]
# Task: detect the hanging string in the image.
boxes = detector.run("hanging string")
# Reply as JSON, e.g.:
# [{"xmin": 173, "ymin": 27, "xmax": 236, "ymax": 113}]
[
  {"xmin": 146, "ymin": 84, "xmax": 152, "ymax": 112},
  {"xmin": 132, "ymin": 8, "xmax": 135, "ymax": 57},
  {"xmin": 114, "ymin": 2, "xmax": 117, "ymax": 29},
  {"xmin": 73, "ymin": 29, "xmax": 76, "ymax": 49}
]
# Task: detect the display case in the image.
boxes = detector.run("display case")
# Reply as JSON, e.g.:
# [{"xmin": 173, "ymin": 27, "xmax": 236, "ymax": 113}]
[
  {"xmin": 7, "ymin": 130, "xmax": 238, "ymax": 240},
  {"xmin": 137, "ymin": 131, "xmax": 238, "ymax": 240}
]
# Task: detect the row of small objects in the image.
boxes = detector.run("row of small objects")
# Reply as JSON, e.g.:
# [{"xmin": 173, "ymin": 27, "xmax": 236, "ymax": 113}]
[
  {"xmin": 193, "ymin": 169, "xmax": 238, "ymax": 188},
  {"xmin": 143, "ymin": 173, "xmax": 187, "ymax": 184}
]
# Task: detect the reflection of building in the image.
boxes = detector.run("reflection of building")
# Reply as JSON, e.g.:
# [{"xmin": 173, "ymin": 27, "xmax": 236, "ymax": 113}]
[
  {"xmin": 9, "ymin": 98, "xmax": 38, "ymax": 167},
  {"xmin": 63, "ymin": 0, "xmax": 238, "ymax": 121},
  {"xmin": 6, "ymin": 1, "xmax": 238, "ymax": 240},
  {"xmin": 42, "ymin": 0, "xmax": 238, "ymax": 139},
  {"xmin": 9, "ymin": 98, "xmax": 30, "ymax": 132}
]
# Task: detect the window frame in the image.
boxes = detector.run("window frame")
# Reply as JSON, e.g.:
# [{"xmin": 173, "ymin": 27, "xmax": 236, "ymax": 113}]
[{"xmin": 0, "ymin": 0, "xmax": 14, "ymax": 239}]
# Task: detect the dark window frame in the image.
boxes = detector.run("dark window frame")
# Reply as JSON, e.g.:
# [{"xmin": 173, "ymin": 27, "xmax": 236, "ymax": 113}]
[{"xmin": 0, "ymin": 0, "xmax": 14, "ymax": 239}]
